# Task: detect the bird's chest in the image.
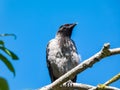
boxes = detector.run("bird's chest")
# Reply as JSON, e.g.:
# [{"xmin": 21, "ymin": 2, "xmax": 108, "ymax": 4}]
[
  {"xmin": 49, "ymin": 39, "xmax": 77, "ymax": 76},
  {"xmin": 47, "ymin": 37, "xmax": 80, "ymax": 77}
]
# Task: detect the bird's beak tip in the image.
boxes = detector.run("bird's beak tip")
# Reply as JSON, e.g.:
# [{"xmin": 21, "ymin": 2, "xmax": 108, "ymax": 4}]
[
  {"xmin": 72, "ymin": 22, "xmax": 78, "ymax": 26},
  {"xmin": 74, "ymin": 22, "xmax": 78, "ymax": 25},
  {"xmin": 72, "ymin": 23, "xmax": 78, "ymax": 27}
]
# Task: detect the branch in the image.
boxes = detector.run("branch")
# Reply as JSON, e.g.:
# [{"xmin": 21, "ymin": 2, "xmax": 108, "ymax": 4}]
[
  {"xmin": 0, "ymin": 33, "xmax": 17, "ymax": 39},
  {"xmin": 89, "ymin": 73, "xmax": 120, "ymax": 90},
  {"xmin": 38, "ymin": 43, "xmax": 120, "ymax": 90},
  {"xmin": 104, "ymin": 73, "xmax": 120, "ymax": 86},
  {"xmin": 61, "ymin": 83, "xmax": 120, "ymax": 90},
  {"xmin": 39, "ymin": 83, "xmax": 120, "ymax": 90}
]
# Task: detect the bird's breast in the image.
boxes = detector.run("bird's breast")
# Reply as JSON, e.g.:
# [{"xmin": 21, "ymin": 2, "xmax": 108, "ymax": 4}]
[{"xmin": 47, "ymin": 38, "xmax": 80, "ymax": 78}]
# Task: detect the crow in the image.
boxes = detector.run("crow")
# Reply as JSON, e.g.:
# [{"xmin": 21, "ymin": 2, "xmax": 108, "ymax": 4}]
[{"xmin": 46, "ymin": 23, "xmax": 80, "ymax": 83}]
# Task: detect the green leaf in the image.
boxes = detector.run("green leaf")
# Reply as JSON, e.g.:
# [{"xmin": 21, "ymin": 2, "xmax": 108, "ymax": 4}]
[
  {"xmin": 0, "ymin": 46, "xmax": 19, "ymax": 60},
  {"xmin": 0, "ymin": 77, "xmax": 9, "ymax": 90},
  {"xmin": 0, "ymin": 54, "xmax": 15, "ymax": 76},
  {"xmin": 0, "ymin": 40, "xmax": 4, "ymax": 46}
]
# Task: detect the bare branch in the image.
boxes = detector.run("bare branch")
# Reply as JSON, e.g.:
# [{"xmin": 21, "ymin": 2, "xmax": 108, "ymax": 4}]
[
  {"xmin": 62, "ymin": 83, "xmax": 120, "ymax": 90},
  {"xmin": 104, "ymin": 73, "xmax": 120, "ymax": 86},
  {"xmin": 39, "ymin": 83, "xmax": 120, "ymax": 90},
  {"xmin": 89, "ymin": 73, "xmax": 120, "ymax": 90},
  {"xmin": 38, "ymin": 43, "xmax": 120, "ymax": 90}
]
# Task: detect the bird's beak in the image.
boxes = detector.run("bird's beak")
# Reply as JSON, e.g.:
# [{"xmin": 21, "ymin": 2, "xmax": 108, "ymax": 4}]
[{"xmin": 69, "ymin": 23, "xmax": 77, "ymax": 29}]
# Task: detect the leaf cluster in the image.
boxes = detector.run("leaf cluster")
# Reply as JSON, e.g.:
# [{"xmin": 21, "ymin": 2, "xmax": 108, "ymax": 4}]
[
  {"xmin": 0, "ymin": 34, "xmax": 19, "ymax": 90},
  {"xmin": 0, "ymin": 40, "xmax": 19, "ymax": 76}
]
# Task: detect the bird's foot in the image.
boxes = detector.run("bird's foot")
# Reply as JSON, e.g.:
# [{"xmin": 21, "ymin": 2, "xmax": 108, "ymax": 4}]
[{"xmin": 64, "ymin": 80, "xmax": 73, "ymax": 87}]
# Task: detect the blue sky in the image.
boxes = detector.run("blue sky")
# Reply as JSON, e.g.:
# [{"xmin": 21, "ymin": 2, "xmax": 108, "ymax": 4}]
[{"xmin": 0, "ymin": 0, "xmax": 120, "ymax": 90}]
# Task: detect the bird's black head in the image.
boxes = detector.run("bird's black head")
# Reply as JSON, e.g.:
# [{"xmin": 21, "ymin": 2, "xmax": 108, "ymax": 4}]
[{"xmin": 57, "ymin": 23, "xmax": 77, "ymax": 37}]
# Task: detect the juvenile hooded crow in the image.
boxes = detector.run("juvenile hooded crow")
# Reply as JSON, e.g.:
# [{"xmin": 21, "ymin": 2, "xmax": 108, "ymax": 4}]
[{"xmin": 46, "ymin": 23, "xmax": 80, "ymax": 83}]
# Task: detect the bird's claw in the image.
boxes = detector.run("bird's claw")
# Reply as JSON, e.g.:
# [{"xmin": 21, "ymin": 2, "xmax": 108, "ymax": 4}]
[{"xmin": 64, "ymin": 80, "xmax": 73, "ymax": 87}]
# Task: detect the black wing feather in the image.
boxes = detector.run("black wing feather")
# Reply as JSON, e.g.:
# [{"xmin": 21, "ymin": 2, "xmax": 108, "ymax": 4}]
[{"xmin": 46, "ymin": 42, "xmax": 57, "ymax": 82}]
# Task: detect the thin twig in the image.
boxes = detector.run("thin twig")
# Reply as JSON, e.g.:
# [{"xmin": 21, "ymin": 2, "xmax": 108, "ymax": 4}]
[{"xmin": 0, "ymin": 33, "xmax": 17, "ymax": 39}]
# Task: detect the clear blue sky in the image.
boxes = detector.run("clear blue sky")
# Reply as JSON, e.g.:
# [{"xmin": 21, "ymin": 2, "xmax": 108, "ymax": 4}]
[{"xmin": 0, "ymin": 0, "xmax": 120, "ymax": 90}]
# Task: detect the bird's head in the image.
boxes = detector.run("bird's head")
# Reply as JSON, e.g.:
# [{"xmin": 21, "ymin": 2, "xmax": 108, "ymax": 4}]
[{"xmin": 57, "ymin": 23, "xmax": 77, "ymax": 37}]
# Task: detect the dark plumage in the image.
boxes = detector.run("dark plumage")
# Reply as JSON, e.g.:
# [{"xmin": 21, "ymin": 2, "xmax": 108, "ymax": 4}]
[{"xmin": 46, "ymin": 23, "xmax": 80, "ymax": 83}]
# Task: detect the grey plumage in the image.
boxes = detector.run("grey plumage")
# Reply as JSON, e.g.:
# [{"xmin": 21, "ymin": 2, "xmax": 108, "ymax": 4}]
[{"xmin": 46, "ymin": 23, "xmax": 80, "ymax": 83}]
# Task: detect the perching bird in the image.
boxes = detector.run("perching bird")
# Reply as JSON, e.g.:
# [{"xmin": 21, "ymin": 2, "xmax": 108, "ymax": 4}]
[{"xmin": 46, "ymin": 23, "xmax": 80, "ymax": 83}]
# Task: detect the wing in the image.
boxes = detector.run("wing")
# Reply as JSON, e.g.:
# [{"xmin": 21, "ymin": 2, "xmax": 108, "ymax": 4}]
[
  {"xmin": 71, "ymin": 39, "xmax": 78, "ymax": 54},
  {"xmin": 46, "ymin": 40, "xmax": 57, "ymax": 82},
  {"xmin": 71, "ymin": 39, "xmax": 80, "ymax": 82}
]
